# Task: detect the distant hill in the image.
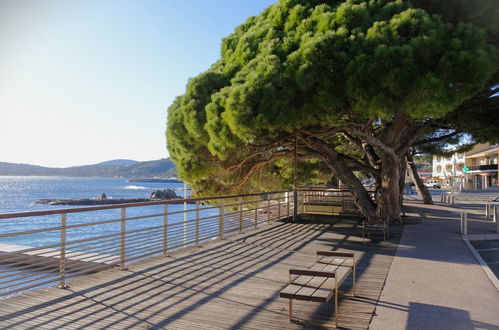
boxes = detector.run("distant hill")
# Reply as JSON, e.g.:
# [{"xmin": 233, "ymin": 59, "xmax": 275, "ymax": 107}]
[
  {"xmin": 0, "ymin": 159, "xmax": 178, "ymax": 178},
  {"xmin": 96, "ymin": 159, "xmax": 140, "ymax": 166}
]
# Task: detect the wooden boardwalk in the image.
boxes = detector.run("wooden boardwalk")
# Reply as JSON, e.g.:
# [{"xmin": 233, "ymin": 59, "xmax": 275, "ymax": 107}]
[{"xmin": 0, "ymin": 215, "xmax": 402, "ymax": 329}]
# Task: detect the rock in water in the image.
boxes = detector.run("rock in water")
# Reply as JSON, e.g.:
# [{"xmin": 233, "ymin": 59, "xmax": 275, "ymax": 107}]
[
  {"xmin": 150, "ymin": 189, "xmax": 179, "ymax": 200},
  {"xmin": 95, "ymin": 193, "xmax": 107, "ymax": 200}
]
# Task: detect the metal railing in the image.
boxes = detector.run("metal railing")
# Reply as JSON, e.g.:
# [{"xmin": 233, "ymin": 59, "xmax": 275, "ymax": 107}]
[{"xmin": 0, "ymin": 188, "xmax": 360, "ymax": 299}]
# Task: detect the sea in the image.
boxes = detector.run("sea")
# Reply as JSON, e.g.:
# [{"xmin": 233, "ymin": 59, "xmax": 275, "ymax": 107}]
[{"xmin": 0, "ymin": 176, "xmax": 214, "ymax": 247}]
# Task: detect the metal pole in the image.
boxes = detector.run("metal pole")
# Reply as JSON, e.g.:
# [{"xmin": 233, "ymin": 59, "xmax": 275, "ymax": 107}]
[
  {"xmin": 293, "ymin": 132, "xmax": 298, "ymax": 222},
  {"xmin": 219, "ymin": 199, "xmax": 225, "ymax": 239},
  {"xmin": 195, "ymin": 201, "xmax": 200, "ymax": 246},
  {"xmin": 120, "ymin": 207, "xmax": 126, "ymax": 270},
  {"xmin": 163, "ymin": 204, "xmax": 168, "ymax": 256},
  {"xmin": 463, "ymin": 213, "xmax": 468, "ymax": 235},
  {"xmin": 58, "ymin": 213, "xmax": 68, "ymax": 289}
]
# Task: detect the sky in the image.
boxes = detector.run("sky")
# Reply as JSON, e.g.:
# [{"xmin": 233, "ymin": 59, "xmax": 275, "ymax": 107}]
[{"xmin": 0, "ymin": 0, "xmax": 276, "ymax": 167}]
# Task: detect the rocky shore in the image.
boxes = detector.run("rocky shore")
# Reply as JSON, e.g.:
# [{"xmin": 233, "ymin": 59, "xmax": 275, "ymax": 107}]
[{"xmin": 35, "ymin": 189, "xmax": 196, "ymax": 206}]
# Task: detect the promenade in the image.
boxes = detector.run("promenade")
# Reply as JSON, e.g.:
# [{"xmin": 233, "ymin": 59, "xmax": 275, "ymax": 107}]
[
  {"xmin": 371, "ymin": 200, "xmax": 499, "ymax": 330},
  {"xmin": 0, "ymin": 215, "xmax": 400, "ymax": 329},
  {"xmin": 1, "ymin": 198, "xmax": 498, "ymax": 329}
]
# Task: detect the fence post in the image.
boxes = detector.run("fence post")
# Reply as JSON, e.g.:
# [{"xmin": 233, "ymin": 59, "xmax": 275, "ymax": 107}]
[
  {"xmin": 239, "ymin": 202, "xmax": 243, "ymax": 234},
  {"xmin": 195, "ymin": 201, "xmax": 200, "ymax": 246},
  {"xmin": 57, "ymin": 213, "xmax": 69, "ymax": 289},
  {"xmin": 120, "ymin": 207, "xmax": 127, "ymax": 270},
  {"xmin": 163, "ymin": 204, "xmax": 169, "ymax": 255},
  {"xmin": 219, "ymin": 199, "xmax": 225, "ymax": 239}
]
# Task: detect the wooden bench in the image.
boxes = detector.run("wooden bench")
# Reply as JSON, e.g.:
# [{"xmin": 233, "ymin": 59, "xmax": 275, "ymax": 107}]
[
  {"xmin": 279, "ymin": 251, "xmax": 357, "ymax": 327},
  {"xmin": 362, "ymin": 216, "xmax": 389, "ymax": 243}
]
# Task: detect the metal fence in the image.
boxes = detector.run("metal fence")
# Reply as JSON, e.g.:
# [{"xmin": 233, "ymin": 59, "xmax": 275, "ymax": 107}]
[{"xmin": 0, "ymin": 188, "xmax": 360, "ymax": 299}]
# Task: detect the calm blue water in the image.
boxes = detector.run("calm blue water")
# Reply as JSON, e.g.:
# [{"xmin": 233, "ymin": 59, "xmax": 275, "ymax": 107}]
[{"xmin": 0, "ymin": 176, "xmax": 218, "ymax": 248}]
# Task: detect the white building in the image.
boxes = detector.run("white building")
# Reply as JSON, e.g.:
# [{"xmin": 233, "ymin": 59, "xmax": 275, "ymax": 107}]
[{"xmin": 432, "ymin": 152, "xmax": 465, "ymax": 186}]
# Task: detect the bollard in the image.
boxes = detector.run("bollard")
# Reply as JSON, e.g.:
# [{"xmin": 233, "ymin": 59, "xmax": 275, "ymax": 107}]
[
  {"xmin": 463, "ymin": 213, "xmax": 468, "ymax": 235},
  {"xmin": 485, "ymin": 203, "xmax": 490, "ymax": 218},
  {"xmin": 492, "ymin": 205, "xmax": 497, "ymax": 223},
  {"xmin": 451, "ymin": 195, "xmax": 455, "ymax": 206}
]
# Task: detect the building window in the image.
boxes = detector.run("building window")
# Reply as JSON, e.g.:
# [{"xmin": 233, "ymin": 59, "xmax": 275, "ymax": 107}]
[
  {"xmin": 445, "ymin": 164, "xmax": 453, "ymax": 171},
  {"xmin": 436, "ymin": 165, "xmax": 442, "ymax": 173}
]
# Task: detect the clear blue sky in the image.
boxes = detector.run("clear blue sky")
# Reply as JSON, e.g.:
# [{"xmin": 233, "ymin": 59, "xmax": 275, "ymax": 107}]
[{"xmin": 0, "ymin": 0, "xmax": 276, "ymax": 167}]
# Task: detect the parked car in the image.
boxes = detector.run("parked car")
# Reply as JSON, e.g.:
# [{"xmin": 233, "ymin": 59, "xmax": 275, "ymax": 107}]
[{"xmin": 425, "ymin": 180, "xmax": 441, "ymax": 189}]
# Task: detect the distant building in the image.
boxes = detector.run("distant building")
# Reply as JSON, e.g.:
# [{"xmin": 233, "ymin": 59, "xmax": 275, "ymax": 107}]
[
  {"xmin": 432, "ymin": 151, "xmax": 465, "ymax": 187},
  {"xmin": 463, "ymin": 144, "xmax": 498, "ymax": 189}
]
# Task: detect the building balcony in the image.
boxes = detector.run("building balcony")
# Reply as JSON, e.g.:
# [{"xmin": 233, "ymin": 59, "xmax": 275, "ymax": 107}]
[{"xmin": 468, "ymin": 164, "xmax": 498, "ymax": 172}]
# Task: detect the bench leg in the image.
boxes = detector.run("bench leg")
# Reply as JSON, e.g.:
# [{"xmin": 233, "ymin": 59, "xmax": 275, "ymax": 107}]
[
  {"xmin": 334, "ymin": 289, "xmax": 338, "ymax": 328},
  {"xmin": 353, "ymin": 264, "xmax": 356, "ymax": 297},
  {"xmin": 289, "ymin": 299, "xmax": 292, "ymax": 321}
]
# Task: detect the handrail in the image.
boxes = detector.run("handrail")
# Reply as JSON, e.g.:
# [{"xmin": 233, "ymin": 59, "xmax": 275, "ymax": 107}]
[{"xmin": 0, "ymin": 190, "xmax": 289, "ymax": 220}]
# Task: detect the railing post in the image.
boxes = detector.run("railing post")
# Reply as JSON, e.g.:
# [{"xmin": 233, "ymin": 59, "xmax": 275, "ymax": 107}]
[
  {"xmin": 301, "ymin": 191, "xmax": 305, "ymax": 214},
  {"xmin": 120, "ymin": 207, "xmax": 127, "ymax": 270},
  {"xmin": 195, "ymin": 201, "xmax": 200, "ymax": 246},
  {"xmin": 287, "ymin": 192, "xmax": 290, "ymax": 219},
  {"xmin": 254, "ymin": 207, "xmax": 258, "ymax": 229},
  {"xmin": 239, "ymin": 202, "xmax": 243, "ymax": 234},
  {"xmin": 219, "ymin": 199, "xmax": 225, "ymax": 239},
  {"xmin": 57, "ymin": 213, "xmax": 69, "ymax": 289},
  {"xmin": 267, "ymin": 198, "xmax": 271, "ymax": 223},
  {"xmin": 163, "ymin": 204, "xmax": 169, "ymax": 256},
  {"xmin": 277, "ymin": 193, "xmax": 281, "ymax": 220}
]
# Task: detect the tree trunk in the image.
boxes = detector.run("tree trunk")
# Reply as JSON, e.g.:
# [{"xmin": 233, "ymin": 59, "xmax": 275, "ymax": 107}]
[
  {"xmin": 375, "ymin": 154, "xmax": 403, "ymax": 224},
  {"xmin": 307, "ymin": 138, "xmax": 376, "ymax": 219},
  {"xmin": 407, "ymin": 153, "xmax": 433, "ymax": 204}
]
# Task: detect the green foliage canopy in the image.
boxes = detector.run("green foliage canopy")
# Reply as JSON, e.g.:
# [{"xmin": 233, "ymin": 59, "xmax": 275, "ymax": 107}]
[{"xmin": 167, "ymin": 0, "xmax": 497, "ymax": 195}]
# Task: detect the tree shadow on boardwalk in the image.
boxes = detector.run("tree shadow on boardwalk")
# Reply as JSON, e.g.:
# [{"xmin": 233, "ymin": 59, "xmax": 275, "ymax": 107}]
[{"xmin": 0, "ymin": 215, "xmax": 403, "ymax": 329}]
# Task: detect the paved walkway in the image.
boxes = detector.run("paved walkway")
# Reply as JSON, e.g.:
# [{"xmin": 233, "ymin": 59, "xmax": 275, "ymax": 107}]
[{"xmin": 370, "ymin": 201, "xmax": 499, "ymax": 330}]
